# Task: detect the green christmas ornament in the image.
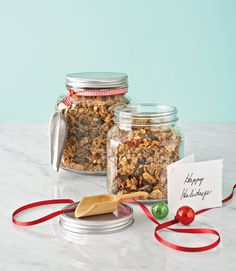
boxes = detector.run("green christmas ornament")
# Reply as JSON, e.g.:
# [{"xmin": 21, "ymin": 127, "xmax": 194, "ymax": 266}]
[{"xmin": 151, "ymin": 201, "xmax": 169, "ymax": 219}]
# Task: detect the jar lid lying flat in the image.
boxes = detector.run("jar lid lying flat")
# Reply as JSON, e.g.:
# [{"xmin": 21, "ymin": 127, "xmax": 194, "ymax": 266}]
[
  {"xmin": 65, "ymin": 72, "xmax": 128, "ymax": 89},
  {"xmin": 60, "ymin": 201, "xmax": 134, "ymax": 235}
]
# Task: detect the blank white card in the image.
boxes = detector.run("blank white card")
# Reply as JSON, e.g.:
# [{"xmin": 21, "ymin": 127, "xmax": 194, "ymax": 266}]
[{"xmin": 167, "ymin": 154, "xmax": 223, "ymax": 214}]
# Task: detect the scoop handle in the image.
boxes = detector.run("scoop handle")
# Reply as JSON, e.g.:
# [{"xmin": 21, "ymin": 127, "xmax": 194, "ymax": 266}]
[{"xmin": 117, "ymin": 191, "xmax": 148, "ymax": 201}]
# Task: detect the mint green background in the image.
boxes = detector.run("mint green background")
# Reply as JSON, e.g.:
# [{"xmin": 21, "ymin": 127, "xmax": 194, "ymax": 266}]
[{"xmin": 0, "ymin": 0, "xmax": 236, "ymax": 122}]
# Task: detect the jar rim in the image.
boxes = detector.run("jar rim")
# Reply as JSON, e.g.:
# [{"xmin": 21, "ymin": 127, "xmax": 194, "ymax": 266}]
[
  {"xmin": 115, "ymin": 103, "xmax": 177, "ymax": 117},
  {"xmin": 114, "ymin": 103, "xmax": 179, "ymax": 126}
]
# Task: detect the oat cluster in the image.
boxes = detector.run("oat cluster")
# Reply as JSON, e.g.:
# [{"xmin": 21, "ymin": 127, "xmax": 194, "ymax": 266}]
[
  {"xmin": 59, "ymin": 94, "xmax": 129, "ymax": 173},
  {"xmin": 107, "ymin": 125, "xmax": 182, "ymax": 199}
]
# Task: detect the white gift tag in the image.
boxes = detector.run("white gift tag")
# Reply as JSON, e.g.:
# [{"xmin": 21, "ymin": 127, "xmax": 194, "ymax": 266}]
[{"xmin": 167, "ymin": 154, "xmax": 223, "ymax": 214}]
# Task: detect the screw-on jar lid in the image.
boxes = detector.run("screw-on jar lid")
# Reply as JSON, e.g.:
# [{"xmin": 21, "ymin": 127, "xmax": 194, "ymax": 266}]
[
  {"xmin": 65, "ymin": 72, "xmax": 128, "ymax": 89},
  {"xmin": 60, "ymin": 201, "xmax": 134, "ymax": 235}
]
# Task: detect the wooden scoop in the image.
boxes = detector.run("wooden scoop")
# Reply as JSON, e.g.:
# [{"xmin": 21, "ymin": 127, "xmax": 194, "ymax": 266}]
[{"xmin": 74, "ymin": 191, "xmax": 148, "ymax": 218}]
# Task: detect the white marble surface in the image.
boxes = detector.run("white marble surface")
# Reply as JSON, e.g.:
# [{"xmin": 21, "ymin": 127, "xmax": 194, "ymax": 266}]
[{"xmin": 0, "ymin": 123, "xmax": 236, "ymax": 271}]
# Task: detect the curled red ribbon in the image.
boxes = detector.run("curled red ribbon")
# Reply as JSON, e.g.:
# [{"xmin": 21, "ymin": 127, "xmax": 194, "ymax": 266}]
[
  {"xmin": 62, "ymin": 89, "xmax": 76, "ymax": 106},
  {"xmin": 12, "ymin": 184, "xmax": 236, "ymax": 252},
  {"xmin": 12, "ymin": 199, "xmax": 75, "ymax": 226},
  {"xmin": 132, "ymin": 200, "xmax": 221, "ymax": 252}
]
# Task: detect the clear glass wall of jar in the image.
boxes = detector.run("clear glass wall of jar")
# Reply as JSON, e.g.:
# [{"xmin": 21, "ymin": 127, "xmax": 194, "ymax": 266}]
[
  {"xmin": 57, "ymin": 72, "xmax": 129, "ymax": 174},
  {"xmin": 107, "ymin": 103, "xmax": 184, "ymax": 200}
]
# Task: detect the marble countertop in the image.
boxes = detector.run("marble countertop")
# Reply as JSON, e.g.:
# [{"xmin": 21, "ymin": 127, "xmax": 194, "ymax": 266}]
[{"xmin": 1, "ymin": 123, "xmax": 236, "ymax": 271}]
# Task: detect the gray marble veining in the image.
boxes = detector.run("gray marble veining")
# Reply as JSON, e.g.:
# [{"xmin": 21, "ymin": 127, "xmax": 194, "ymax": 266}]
[{"xmin": 0, "ymin": 123, "xmax": 236, "ymax": 271}]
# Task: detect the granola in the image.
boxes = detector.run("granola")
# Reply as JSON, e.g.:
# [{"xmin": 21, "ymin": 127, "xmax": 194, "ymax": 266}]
[
  {"xmin": 107, "ymin": 125, "xmax": 183, "ymax": 199},
  {"xmin": 58, "ymin": 94, "xmax": 129, "ymax": 173}
]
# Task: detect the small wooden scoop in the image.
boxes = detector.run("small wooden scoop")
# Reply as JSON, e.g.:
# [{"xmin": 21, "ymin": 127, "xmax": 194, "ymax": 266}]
[{"xmin": 74, "ymin": 191, "xmax": 148, "ymax": 218}]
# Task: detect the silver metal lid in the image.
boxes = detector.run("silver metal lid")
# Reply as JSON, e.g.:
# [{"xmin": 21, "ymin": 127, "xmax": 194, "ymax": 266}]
[
  {"xmin": 60, "ymin": 201, "xmax": 134, "ymax": 235},
  {"xmin": 65, "ymin": 72, "xmax": 128, "ymax": 89}
]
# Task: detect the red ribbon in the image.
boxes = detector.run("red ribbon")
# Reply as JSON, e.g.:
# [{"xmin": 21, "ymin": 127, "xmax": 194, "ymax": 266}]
[
  {"xmin": 61, "ymin": 87, "xmax": 128, "ymax": 106},
  {"xmin": 12, "ymin": 184, "xmax": 236, "ymax": 252},
  {"xmin": 12, "ymin": 199, "xmax": 75, "ymax": 226},
  {"xmin": 131, "ymin": 200, "xmax": 221, "ymax": 252},
  {"xmin": 62, "ymin": 89, "xmax": 76, "ymax": 106}
]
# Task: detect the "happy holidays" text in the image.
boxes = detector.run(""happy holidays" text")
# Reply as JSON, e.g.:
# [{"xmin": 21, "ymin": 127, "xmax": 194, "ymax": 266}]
[{"xmin": 180, "ymin": 173, "xmax": 212, "ymax": 201}]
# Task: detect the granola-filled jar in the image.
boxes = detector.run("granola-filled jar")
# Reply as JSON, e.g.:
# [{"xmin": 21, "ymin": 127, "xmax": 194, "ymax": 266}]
[
  {"xmin": 57, "ymin": 72, "xmax": 129, "ymax": 174},
  {"xmin": 107, "ymin": 103, "xmax": 184, "ymax": 200}
]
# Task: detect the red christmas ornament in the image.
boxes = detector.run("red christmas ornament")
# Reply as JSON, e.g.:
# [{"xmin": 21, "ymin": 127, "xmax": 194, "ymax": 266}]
[{"xmin": 175, "ymin": 206, "xmax": 195, "ymax": 225}]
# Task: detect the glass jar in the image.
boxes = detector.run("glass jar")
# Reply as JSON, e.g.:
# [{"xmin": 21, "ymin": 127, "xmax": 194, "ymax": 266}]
[
  {"xmin": 107, "ymin": 103, "xmax": 184, "ymax": 200},
  {"xmin": 57, "ymin": 72, "xmax": 129, "ymax": 174}
]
